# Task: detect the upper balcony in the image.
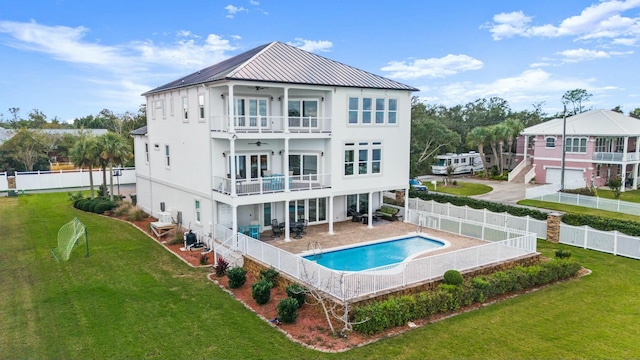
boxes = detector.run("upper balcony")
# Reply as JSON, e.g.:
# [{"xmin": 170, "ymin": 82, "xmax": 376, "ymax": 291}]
[
  {"xmin": 592, "ymin": 152, "xmax": 640, "ymax": 162},
  {"xmin": 212, "ymin": 173, "xmax": 331, "ymax": 196},
  {"xmin": 211, "ymin": 115, "xmax": 332, "ymax": 134}
]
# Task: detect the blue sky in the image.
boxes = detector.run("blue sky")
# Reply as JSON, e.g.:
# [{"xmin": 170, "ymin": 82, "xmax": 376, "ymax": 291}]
[{"xmin": 1, "ymin": 0, "xmax": 639, "ymax": 122}]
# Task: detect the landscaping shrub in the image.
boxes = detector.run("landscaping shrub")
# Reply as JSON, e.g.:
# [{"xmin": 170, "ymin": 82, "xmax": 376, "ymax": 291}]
[
  {"xmin": 285, "ymin": 284, "xmax": 306, "ymax": 308},
  {"xmin": 555, "ymin": 249, "xmax": 572, "ymax": 259},
  {"xmin": 561, "ymin": 187, "xmax": 595, "ymax": 196},
  {"xmin": 411, "ymin": 192, "xmax": 548, "ymax": 220},
  {"xmin": 352, "ymin": 259, "xmax": 582, "ymax": 334},
  {"xmin": 199, "ymin": 253, "xmax": 208, "ymax": 265},
  {"xmin": 443, "ymin": 269, "xmax": 463, "ymax": 285},
  {"xmin": 214, "ymin": 258, "xmax": 229, "ymax": 277},
  {"xmin": 562, "ymin": 213, "xmax": 640, "ymax": 236},
  {"xmin": 251, "ymin": 279, "xmax": 272, "ymax": 305},
  {"xmin": 259, "ymin": 267, "xmax": 279, "ymax": 288},
  {"xmin": 276, "ymin": 297, "xmax": 299, "ymax": 323},
  {"xmin": 94, "ymin": 202, "xmax": 112, "ymax": 214},
  {"xmin": 112, "ymin": 202, "xmax": 132, "ymax": 217},
  {"xmin": 126, "ymin": 208, "xmax": 148, "ymax": 221},
  {"xmin": 227, "ymin": 267, "xmax": 247, "ymax": 289},
  {"xmin": 168, "ymin": 230, "xmax": 184, "ymax": 245},
  {"xmin": 67, "ymin": 191, "xmax": 84, "ymax": 202}
]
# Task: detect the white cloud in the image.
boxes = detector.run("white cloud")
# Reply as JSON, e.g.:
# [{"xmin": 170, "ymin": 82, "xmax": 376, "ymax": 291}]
[
  {"xmin": 381, "ymin": 54, "xmax": 483, "ymax": 79},
  {"xmin": 556, "ymin": 48, "xmax": 633, "ymax": 63},
  {"xmin": 484, "ymin": 0, "xmax": 640, "ymax": 43},
  {"xmin": 224, "ymin": 5, "xmax": 248, "ymax": 19},
  {"xmin": 417, "ymin": 69, "xmax": 599, "ymax": 111},
  {"xmin": 249, "ymin": 0, "xmax": 259, "ymax": 5},
  {"xmin": 0, "ymin": 20, "xmax": 238, "ymax": 114},
  {"xmin": 287, "ymin": 38, "xmax": 332, "ymax": 53}
]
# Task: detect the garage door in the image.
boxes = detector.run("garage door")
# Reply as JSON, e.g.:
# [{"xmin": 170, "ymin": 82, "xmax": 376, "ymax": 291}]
[{"xmin": 546, "ymin": 168, "xmax": 585, "ymax": 189}]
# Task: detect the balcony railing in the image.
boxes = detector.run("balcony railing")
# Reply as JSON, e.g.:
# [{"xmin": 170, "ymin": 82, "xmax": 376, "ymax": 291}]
[
  {"xmin": 210, "ymin": 115, "xmax": 331, "ymax": 134},
  {"xmin": 212, "ymin": 173, "xmax": 331, "ymax": 196},
  {"xmin": 592, "ymin": 152, "xmax": 640, "ymax": 162}
]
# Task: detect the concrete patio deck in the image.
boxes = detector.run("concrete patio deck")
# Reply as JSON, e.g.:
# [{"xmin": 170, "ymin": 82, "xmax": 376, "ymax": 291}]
[{"xmin": 258, "ymin": 219, "xmax": 487, "ymax": 256}]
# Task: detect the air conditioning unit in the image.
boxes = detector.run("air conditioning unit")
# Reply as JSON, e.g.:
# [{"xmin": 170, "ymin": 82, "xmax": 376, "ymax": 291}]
[{"xmin": 158, "ymin": 211, "xmax": 171, "ymax": 224}]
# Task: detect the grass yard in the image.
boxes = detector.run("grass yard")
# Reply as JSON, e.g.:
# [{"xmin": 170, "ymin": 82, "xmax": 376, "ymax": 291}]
[
  {"xmin": 425, "ymin": 181, "xmax": 492, "ymax": 196},
  {"xmin": 2, "ymin": 192, "xmax": 640, "ymax": 359},
  {"xmin": 594, "ymin": 188, "xmax": 640, "ymax": 202},
  {"xmin": 518, "ymin": 199, "xmax": 640, "ymax": 222}
]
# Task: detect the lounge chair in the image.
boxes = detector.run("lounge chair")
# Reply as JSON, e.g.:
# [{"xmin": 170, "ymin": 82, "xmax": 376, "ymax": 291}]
[{"xmin": 271, "ymin": 219, "xmax": 282, "ymax": 237}]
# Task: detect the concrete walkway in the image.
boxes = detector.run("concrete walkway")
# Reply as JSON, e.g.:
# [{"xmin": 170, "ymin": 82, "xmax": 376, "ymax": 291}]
[{"xmin": 418, "ymin": 175, "xmax": 543, "ymax": 205}]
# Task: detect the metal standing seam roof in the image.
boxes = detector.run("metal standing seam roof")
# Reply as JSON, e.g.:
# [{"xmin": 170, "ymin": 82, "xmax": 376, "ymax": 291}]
[
  {"xmin": 521, "ymin": 109, "xmax": 640, "ymax": 137},
  {"xmin": 142, "ymin": 41, "xmax": 418, "ymax": 95}
]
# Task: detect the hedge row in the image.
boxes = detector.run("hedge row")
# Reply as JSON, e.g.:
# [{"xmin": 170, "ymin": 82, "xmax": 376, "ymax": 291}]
[
  {"xmin": 562, "ymin": 213, "xmax": 640, "ymax": 236},
  {"xmin": 410, "ymin": 191, "xmax": 548, "ymax": 220},
  {"xmin": 352, "ymin": 259, "xmax": 582, "ymax": 335},
  {"xmin": 73, "ymin": 198, "xmax": 117, "ymax": 215}
]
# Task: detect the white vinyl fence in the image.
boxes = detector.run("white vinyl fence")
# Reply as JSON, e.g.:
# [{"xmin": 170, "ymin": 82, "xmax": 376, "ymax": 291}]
[
  {"xmin": 559, "ymin": 223, "xmax": 640, "ymax": 260},
  {"xmin": 214, "ymin": 209, "xmax": 537, "ymax": 301},
  {"xmin": 408, "ymin": 198, "xmax": 548, "ymax": 240},
  {"xmin": 0, "ymin": 168, "xmax": 136, "ymax": 192},
  {"xmin": 529, "ymin": 191, "xmax": 640, "ymax": 217}
]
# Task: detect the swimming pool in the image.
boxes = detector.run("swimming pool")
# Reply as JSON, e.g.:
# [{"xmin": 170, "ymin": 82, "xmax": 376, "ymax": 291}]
[{"xmin": 302, "ymin": 235, "xmax": 448, "ymax": 272}]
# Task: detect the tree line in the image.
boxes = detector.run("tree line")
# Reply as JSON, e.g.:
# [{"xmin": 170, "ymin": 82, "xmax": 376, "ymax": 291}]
[{"xmin": 411, "ymin": 89, "xmax": 640, "ymax": 178}]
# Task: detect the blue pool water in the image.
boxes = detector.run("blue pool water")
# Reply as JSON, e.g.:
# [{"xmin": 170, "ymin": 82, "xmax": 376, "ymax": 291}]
[{"xmin": 303, "ymin": 236, "xmax": 445, "ymax": 271}]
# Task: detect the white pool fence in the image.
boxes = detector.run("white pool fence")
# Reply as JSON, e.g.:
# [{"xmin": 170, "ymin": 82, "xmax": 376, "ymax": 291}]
[{"xmin": 0, "ymin": 168, "xmax": 136, "ymax": 192}]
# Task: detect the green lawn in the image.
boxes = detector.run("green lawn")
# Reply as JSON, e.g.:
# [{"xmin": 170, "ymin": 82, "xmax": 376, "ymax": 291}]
[
  {"xmin": 518, "ymin": 199, "xmax": 640, "ymax": 222},
  {"xmin": 595, "ymin": 188, "xmax": 640, "ymax": 202},
  {"xmin": 425, "ymin": 181, "xmax": 492, "ymax": 196},
  {"xmin": 2, "ymin": 193, "xmax": 639, "ymax": 359}
]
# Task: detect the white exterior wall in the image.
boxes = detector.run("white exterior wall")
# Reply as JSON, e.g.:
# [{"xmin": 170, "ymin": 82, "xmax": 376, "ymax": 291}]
[{"xmin": 135, "ymin": 82, "xmax": 412, "ymax": 233}]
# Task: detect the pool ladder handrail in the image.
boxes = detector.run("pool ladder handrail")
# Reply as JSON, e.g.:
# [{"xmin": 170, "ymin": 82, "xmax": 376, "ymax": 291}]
[{"xmin": 307, "ymin": 241, "xmax": 322, "ymax": 259}]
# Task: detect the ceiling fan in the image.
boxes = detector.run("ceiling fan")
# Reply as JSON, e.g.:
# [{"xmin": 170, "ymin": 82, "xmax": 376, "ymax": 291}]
[{"xmin": 248, "ymin": 140, "xmax": 267, "ymax": 146}]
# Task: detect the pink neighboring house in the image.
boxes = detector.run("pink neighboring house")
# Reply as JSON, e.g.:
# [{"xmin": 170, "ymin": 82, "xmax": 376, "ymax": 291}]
[{"xmin": 513, "ymin": 109, "xmax": 640, "ymax": 192}]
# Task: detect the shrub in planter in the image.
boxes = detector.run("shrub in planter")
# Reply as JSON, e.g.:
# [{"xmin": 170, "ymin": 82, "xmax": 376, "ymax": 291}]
[
  {"xmin": 443, "ymin": 269, "xmax": 463, "ymax": 285},
  {"xmin": 285, "ymin": 284, "xmax": 306, "ymax": 308},
  {"xmin": 227, "ymin": 267, "xmax": 247, "ymax": 289},
  {"xmin": 259, "ymin": 268, "xmax": 279, "ymax": 288},
  {"xmin": 94, "ymin": 202, "xmax": 112, "ymax": 214},
  {"xmin": 251, "ymin": 279, "xmax": 272, "ymax": 305},
  {"xmin": 276, "ymin": 297, "xmax": 299, "ymax": 323},
  {"xmin": 214, "ymin": 258, "xmax": 229, "ymax": 277}
]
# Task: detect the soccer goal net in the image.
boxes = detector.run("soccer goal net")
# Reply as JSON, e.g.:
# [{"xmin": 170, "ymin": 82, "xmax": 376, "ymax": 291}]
[{"xmin": 52, "ymin": 217, "xmax": 88, "ymax": 261}]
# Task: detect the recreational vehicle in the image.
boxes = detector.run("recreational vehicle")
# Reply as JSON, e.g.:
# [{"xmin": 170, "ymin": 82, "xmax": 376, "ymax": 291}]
[{"xmin": 431, "ymin": 152, "xmax": 483, "ymax": 175}]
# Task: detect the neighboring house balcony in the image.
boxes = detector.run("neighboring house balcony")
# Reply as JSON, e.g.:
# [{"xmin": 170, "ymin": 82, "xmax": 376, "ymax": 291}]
[
  {"xmin": 213, "ymin": 172, "xmax": 331, "ymax": 196},
  {"xmin": 592, "ymin": 152, "xmax": 640, "ymax": 162},
  {"xmin": 211, "ymin": 115, "xmax": 332, "ymax": 134}
]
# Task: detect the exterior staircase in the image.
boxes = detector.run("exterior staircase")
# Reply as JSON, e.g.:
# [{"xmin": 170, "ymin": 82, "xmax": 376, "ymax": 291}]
[{"xmin": 511, "ymin": 164, "xmax": 534, "ymax": 184}]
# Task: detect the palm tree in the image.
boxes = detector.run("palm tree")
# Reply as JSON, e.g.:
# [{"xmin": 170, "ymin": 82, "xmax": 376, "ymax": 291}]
[
  {"xmin": 493, "ymin": 124, "xmax": 511, "ymax": 175},
  {"xmin": 69, "ymin": 134, "xmax": 99, "ymax": 198},
  {"xmin": 466, "ymin": 127, "xmax": 490, "ymax": 178},
  {"xmin": 98, "ymin": 133, "xmax": 132, "ymax": 201},
  {"xmin": 485, "ymin": 125, "xmax": 501, "ymax": 176},
  {"xmin": 503, "ymin": 118, "xmax": 524, "ymax": 171}
]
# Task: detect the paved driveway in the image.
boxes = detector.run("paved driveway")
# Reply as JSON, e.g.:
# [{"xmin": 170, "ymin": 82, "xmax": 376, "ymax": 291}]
[{"xmin": 418, "ymin": 175, "xmax": 542, "ymax": 205}]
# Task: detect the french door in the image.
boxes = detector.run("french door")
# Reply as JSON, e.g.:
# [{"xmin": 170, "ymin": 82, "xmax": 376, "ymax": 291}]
[{"xmin": 228, "ymin": 154, "xmax": 269, "ymax": 180}]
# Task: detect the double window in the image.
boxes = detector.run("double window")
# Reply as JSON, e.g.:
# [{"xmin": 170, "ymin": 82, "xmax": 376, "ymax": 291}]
[
  {"xmin": 144, "ymin": 143, "xmax": 149, "ymax": 163},
  {"xmin": 348, "ymin": 97, "xmax": 397, "ymax": 125},
  {"xmin": 564, "ymin": 137, "xmax": 587, "ymax": 153},
  {"xmin": 289, "ymin": 154, "xmax": 318, "ymax": 180},
  {"xmin": 182, "ymin": 97, "xmax": 189, "ymax": 122},
  {"xmin": 194, "ymin": 199, "xmax": 201, "ymax": 224},
  {"xmin": 233, "ymin": 98, "xmax": 268, "ymax": 128},
  {"xmin": 288, "ymin": 99, "xmax": 318, "ymax": 128},
  {"xmin": 344, "ymin": 142, "xmax": 382, "ymax": 176}
]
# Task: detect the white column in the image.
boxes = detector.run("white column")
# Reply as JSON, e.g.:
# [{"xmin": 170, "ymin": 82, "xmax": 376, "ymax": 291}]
[
  {"xmin": 367, "ymin": 192, "xmax": 373, "ymax": 229},
  {"xmin": 228, "ymin": 84, "xmax": 235, "ymax": 133},
  {"xmin": 328, "ymin": 195, "xmax": 334, "ymax": 235},
  {"xmin": 284, "ymin": 199, "xmax": 291, "ymax": 242},
  {"xmin": 230, "ymin": 137, "xmax": 237, "ymax": 197},
  {"xmin": 283, "ymin": 87, "xmax": 289, "ymax": 134},
  {"xmin": 284, "ymin": 139, "xmax": 290, "ymax": 192},
  {"xmin": 403, "ymin": 187, "xmax": 409, "ymax": 222},
  {"xmin": 231, "ymin": 204, "xmax": 238, "ymax": 236}
]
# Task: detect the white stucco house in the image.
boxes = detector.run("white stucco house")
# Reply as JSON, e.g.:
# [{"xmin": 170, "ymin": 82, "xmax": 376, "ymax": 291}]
[{"xmin": 131, "ymin": 41, "xmax": 417, "ymax": 241}]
